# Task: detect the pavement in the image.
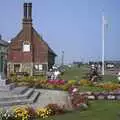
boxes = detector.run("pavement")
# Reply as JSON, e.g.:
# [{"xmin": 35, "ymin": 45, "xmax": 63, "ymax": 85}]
[
  {"xmin": 31, "ymin": 89, "xmax": 72, "ymax": 109},
  {"xmin": 2, "ymin": 88, "xmax": 72, "ymax": 110}
]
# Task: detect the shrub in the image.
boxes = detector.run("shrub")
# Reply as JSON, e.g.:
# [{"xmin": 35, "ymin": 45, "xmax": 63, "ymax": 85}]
[
  {"xmin": 60, "ymin": 84, "xmax": 72, "ymax": 91},
  {"xmin": 36, "ymin": 107, "xmax": 52, "ymax": 118},
  {"xmin": 45, "ymin": 104, "xmax": 65, "ymax": 115},
  {"xmin": 79, "ymin": 79, "xmax": 92, "ymax": 86},
  {"xmin": 68, "ymin": 80, "xmax": 78, "ymax": 85},
  {"xmin": 72, "ymin": 95, "xmax": 88, "ymax": 109},
  {"xmin": 0, "ymin": 103, "xmax": 71, "ymax": 119},
  {"xmin": 12, "ymin": 106, "xmax": 30, "ymax": 120},
  {"xmin": 26, "ymin": 106, "xmax": 36, "ymax": 119},
  {"xmin": 99, "ymin": 83, "xmax": 120, "ymax": 91}
]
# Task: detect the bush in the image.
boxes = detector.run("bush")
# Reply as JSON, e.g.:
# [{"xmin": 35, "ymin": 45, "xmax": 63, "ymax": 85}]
[
  {"xmin": 79, "ymin": 79, "xmax": 92, "ymax": 86},
  {"xmin": 12, "ymin": 106, "xmax": 30, "ymax": 120},
  {"xmin": 70, "ymin": 93, "xmax": 88, "ymax": 109},
  {"xmin": 97, "ymin": 82, "xmax": 120, "ymax": 91},
  {"xmin": 45, "ymin": 104, "xmax": 65, "ymax": 115},
  {"xmin": 0, "ymin": 103, "xmax": 71, "ymax": 120},
  {"xmin": 68, "ymin": 80, "xmax": 78, "ymax": 85},
  {"xmin": 36, "ymin": 107, "xmax": 52, "ymax": 118}
]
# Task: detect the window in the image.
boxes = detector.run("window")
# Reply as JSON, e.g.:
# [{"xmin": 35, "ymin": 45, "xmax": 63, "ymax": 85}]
[
  {"xmin": 34, "ymin": 64, "xmax": 43, "ymax": 71},
  {"xmin": 39, "ymin": 64, "xmax": 43, "ymax": 71},
  {"xmin": 34, "ymin": 65, "xmax": 39, "ymax": 70},
  {"xmin": 14, "ymin": 64, "xmax": 20, "ymax": 73},
  {"xmin": 42, "ymin": 64, "xmax": 47, "ymax": 71}
]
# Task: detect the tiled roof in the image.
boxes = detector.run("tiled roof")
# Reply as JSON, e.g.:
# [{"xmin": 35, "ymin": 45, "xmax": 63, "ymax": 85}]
[
  {"xmin": 33, "ymin": 28, "xmax": 57, "ymax": 56},
  {"xmin": 0, "ymin": 39, "xmax": 8, "ymax": 46}
]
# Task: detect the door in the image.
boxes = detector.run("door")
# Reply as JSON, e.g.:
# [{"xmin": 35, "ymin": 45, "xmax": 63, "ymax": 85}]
[{"xmin": 0, "ymin": 56, "xmax": 4, "ymax": 72}]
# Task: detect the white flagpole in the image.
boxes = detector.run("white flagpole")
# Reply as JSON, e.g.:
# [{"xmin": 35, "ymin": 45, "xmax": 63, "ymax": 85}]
[{"xmin": 102, "ymin": 14, "xmax": 105, "ymax": 75}]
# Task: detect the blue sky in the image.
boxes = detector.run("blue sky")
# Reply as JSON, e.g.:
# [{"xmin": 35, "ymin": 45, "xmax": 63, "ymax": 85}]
[{"xmin": 0, "ymin": 0, "xmax": 120, "ymax": 64}]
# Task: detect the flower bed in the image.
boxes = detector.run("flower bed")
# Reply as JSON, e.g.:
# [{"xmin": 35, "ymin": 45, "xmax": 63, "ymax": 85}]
[
  {"xmin": 0, "ymin": 101, "xmax": 89, "ymax": 120},
  {"xmin": 0, "ymin": 104, "xmax": 66, "ymax": 120},
  {"xmin": 34, "ymin": 79, "xmax": 73, "ymax": 91},
  {"xmin": 13, "ymin": 78, "xmax": 120, "ymax": 97}
]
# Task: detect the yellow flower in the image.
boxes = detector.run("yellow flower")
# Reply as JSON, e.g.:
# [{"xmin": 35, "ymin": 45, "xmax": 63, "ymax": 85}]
[
  {"xmin": 79, "ymin": 79, "xmax": 92, "ymax": 86},
  {"xmin": 36, "ymin": 107, "xmax": 52, "ymax": 118},
  {"xmin": 12, "ymin": 106, "xmax": 29, "ymax": 120}
]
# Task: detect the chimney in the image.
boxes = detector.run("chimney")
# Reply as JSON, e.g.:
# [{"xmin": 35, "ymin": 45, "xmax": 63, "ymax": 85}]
[
  {"xmin": 23, "ymin": 3, "xmax": 32, "ymax": 24},
  {"xmin": 23, "ymin": 3, "xmax": 27, "ymax": 20},
  {"xmin": 22, "ymin": 3, "xmax": 32, "ymax": 43},
  {"xmin": 28, "ymin": 3, "xmax": 32, "ymax": 20}
]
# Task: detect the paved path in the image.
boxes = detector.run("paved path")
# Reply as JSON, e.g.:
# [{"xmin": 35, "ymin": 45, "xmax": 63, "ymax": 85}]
[
  {"xmin": 31, "ymin": 89, "xmax": 72, "ymax": 109},
  {"xmin": 1, "ymin": 88, "xmax": 72, "ymax": 110}
]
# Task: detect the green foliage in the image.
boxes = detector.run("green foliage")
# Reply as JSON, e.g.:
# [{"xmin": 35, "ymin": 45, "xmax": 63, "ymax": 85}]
[{"xmin": 41, "ymin": 101, "xmax": 120, "ymax": 120}]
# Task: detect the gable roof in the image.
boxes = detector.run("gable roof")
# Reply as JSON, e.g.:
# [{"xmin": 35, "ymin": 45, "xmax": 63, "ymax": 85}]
[
  {"xmin": 33, "ymin": 28, "xmax": 57, "ymax": 56},
  {"xmin": 0, "ymin": 39, "xmax": 8, "ymax": 46}
]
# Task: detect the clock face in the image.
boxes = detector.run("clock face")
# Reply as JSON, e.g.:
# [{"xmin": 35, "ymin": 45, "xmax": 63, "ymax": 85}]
[{"xmin": 23, "ymin": 41, "xmax": 30, "ymax": 52}]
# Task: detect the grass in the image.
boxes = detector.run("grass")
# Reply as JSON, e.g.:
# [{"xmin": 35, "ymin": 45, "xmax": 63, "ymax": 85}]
[
  {"xmin": 79, "ymin": 86, "xmax": 106, "ymax": 92},
  {"xmin": 61, "ymin": 66, "xmax": 118, "ymax": 92},
  {"xmin": 103, "ymin": 75, "xmax": 118, "ymax": 83},
  {"xmin": 37, "ymin": 66, "xmax": 120, "ymax": 120},
  {"xmin": 61, "ymin": 66, "xmax": 88, "ymax": 81},
  {"xmin": 62, "ymin": 66, "xmax": 118, "ymax": 82},
  {"xmin": 38, "ymin": 100, "xmax": 120, "ymax": 120}
]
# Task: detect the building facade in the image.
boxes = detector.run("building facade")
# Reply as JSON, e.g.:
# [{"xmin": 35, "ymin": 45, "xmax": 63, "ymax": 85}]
[
  {"xmin": 0, "ymin": 35, "xmax": 8, "ymax": 75},
  {"xmin": 7, "ymin": 3, "xmax": 56, "ymax": 76}
]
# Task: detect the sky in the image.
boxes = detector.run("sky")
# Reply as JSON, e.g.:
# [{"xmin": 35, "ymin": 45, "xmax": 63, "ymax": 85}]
[{"xmin": 0, "ymin": 0, "xmax": 120, "ymax": 64}]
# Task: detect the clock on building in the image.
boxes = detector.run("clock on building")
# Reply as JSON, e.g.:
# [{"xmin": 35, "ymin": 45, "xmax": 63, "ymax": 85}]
[{"xmin": 23, "ymin": 41, "xmax": 30, "ymax": 52}]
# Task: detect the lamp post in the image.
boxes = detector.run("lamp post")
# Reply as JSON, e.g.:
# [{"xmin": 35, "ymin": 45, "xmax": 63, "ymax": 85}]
[
  {"xmin": 102, "ymin": 15, "xmax": 105, "ymax": 75},
  {"xmin": 102, "ymin": 14, "xmax": 107, "ymax": 75},
  {"xmin": 61, "ymin": 51, "xmax": 64, "ymax": 66}
]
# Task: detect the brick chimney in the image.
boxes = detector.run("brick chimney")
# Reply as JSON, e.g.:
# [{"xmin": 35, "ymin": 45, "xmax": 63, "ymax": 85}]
[
  {"xmin": 23, "ymin": 3, "xmax": 27, "ymax": 20},
  {"xmin": 22, "ymin": 3, "xmax": 32, "ymax": 43},
  {"xmin": 28, "ymin": 3, "xmax": 32, "ymax": 20}
]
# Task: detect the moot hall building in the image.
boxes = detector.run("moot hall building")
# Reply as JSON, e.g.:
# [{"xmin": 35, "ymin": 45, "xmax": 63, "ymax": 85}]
[{"xmin": 7, "ymin": 3, "xmax": 56, "ymax": 76}]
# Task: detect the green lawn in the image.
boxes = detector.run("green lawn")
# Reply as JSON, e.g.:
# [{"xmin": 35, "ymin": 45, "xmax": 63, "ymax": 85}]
[
  {"xmin": 61, "ymin": 67, "xmax": 88, "ymax": 80},
  {"xmin": 79, "ymin": 86, "xmax": 106, "ymax": 92},
  {"xmin": 103, "ymin": 75, "xmax": 118, "ymax": 83},
  {"xmin": 39, "ymin": 101, "xmax": 120, "ymax": 120},
  {"xmin": 62, "ymin": 66, "xmax": 118, "ymax": 82},
  {"xmin": 61, "ymin": 66, "xmax": 118, "ymax": 92},
  {"xmin": 49, "ymin": 66, "xmax": 120, "ymax": 120}
]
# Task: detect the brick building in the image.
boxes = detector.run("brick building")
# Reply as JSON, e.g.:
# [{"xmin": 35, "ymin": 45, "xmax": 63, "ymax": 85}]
[
  {"xmin": 7, "ymin": 3, "xmax": 56, "ymax": 76},
  {"xmin": 0, "ymin": 35, "xmax": 8, "ymax": 75}
]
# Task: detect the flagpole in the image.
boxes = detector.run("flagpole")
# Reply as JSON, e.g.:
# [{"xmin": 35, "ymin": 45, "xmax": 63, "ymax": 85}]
[{"xmin": 102, "ymin": 14, "xmax": 105, "ymax": 75}]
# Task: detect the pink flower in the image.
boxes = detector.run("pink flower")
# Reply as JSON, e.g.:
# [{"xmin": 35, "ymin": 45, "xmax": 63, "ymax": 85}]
[
  {"xmin": 47, "ymin": 79, "xmax": 65, "ymax": 85},
  {"xmin": 48, "ymin": 80, "xmax": 54, "ymax": 84}
]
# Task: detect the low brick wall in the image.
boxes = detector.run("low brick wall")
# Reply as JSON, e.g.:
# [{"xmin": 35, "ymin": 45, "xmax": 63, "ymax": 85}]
[{"xmin": 79, "ymin": 91, "xmax": 120, "ymax": 100}]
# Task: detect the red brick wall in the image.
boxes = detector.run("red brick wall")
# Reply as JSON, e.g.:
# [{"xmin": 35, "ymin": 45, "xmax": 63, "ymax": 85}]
[
  {"xmin": 8, "ymin": 28, "xmax": 49, "ymax": 64},
  {"xmin": 8, "ymin": 29, "xmax": 33, "ymax": 63},
  {"xmin": 32, "ymin": 29, "xmax": 48, "ymax": 63},
  {"xmin": 8, "ymin": 51, "xmax": 33, "ymax": 62}
]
